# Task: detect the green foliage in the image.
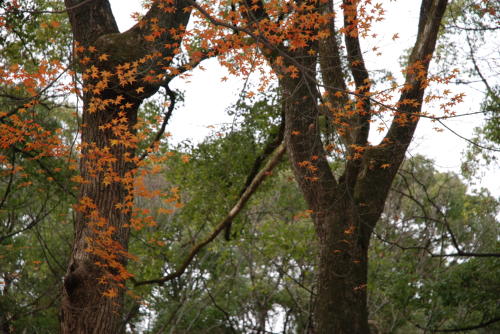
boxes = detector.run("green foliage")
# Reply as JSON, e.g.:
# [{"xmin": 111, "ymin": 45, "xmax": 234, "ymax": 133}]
[
  {"xmin": 127, "ymin": 93, "xmax": 318, "ymax": 333},
  {"xmin": 368, "ymin": 156, "xmax": 500, "ymax": 333},
  {"xmin": 0, "ymin": 0, "xmax": 72, "ymax": 70}
]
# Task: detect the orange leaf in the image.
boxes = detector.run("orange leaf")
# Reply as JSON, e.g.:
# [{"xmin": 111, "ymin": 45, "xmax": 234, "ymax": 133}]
[{"xmin": 98, "ymin": 53, "xmax": 109, "ymax": 61}]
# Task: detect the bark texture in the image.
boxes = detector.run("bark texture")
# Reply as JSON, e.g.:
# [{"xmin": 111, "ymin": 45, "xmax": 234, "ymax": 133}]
[
  {"xmin": 59, "ymin": 1, "xmax": 191, "ymax": 333},
  {"xmin": 278, "ymin": 0, "xmax": 449, "ymax": 332}
]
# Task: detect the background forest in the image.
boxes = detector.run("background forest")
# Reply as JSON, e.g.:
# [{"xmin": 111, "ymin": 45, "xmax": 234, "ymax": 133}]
[{"xmin": 1, "ymin": 0, "xmax": 500, "ymax": 333}]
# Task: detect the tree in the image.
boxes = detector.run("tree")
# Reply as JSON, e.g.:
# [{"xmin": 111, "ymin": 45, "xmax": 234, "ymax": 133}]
[
  {"xmin": 249, "ymin": 0, "xmax": 448, "ymax": 332},
  {"xmin": 1, "ymin": 0, "xmax": 497, "ymax": 333}
]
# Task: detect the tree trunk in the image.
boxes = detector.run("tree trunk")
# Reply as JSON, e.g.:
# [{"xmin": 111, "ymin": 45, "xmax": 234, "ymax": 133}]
[
  {"xmin": 58, "ymin": 102, "xmax": 138, "ymax": 333},
  {"xmin": 59, "ymin": 1, "xmax": 191, "ymax": 333},
  {"xmin": 281, "ymin": 68, "xmax": 371, "ymax": 333},
  {"xmin": 280, "ymin": 0, "xmax": 449, "ymax": 332}
]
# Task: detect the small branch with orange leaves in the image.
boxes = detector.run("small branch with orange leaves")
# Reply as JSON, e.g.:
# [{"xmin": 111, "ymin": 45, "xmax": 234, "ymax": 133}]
[{"xmin": 183, "ymin": 0, "xmax": 459, "ymax": 124}]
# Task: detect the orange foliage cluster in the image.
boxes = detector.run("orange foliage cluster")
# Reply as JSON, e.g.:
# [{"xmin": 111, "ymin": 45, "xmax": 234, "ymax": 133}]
[
  {"xmin": 0, "ymin": 60, "xmax": 73, "ymax": 181},
  {"xmin": 293, "ymin": 209, "xmax": 314, "ymax": 221},
  {"xmin": 340, "ymin": 0, "xmax": 386, "ymax": 38}
]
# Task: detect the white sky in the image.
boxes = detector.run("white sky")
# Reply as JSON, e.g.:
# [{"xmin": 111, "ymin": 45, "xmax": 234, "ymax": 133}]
[{"xmin": 108, "ymin": 0, "xmax": 499, "ymax": 197}]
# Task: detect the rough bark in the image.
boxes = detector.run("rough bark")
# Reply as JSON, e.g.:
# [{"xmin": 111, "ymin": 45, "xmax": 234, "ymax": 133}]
[
  {"xmin": 280, "ymin": 50, "xmax": 371, "ymax": 333},
  {"xmin": 280, "ymin": 0, "xmax": 449, "ymax": 332},
  {"xmin": 59, "ymin": 1, "xmax": 191, "ymax": 333}
]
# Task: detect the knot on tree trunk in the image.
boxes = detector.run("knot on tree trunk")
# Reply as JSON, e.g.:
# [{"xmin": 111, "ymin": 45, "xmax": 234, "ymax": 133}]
[{"xmin": 64, "ymin": 261, "xmax": 89, "ymax": 298}]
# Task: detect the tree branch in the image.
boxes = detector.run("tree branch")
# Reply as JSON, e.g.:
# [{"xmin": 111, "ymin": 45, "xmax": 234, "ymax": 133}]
[
  {"xmin": 133, "ymin": 142, "xmax": 286, "ymax": 286},
  {"xmin": 0, "ymin": 151, "xmax": 15, "ymax": 212},
  {"xmin": 224, "ymin": 114, "xmax": 285, "ymax": 240},
  {"xmin": 139, "ymin": 83, "xmax": 176, "ymax": 161},
  {"xmin": 408, "ymin": 314, "xmax": 500, "ymax": 332}
]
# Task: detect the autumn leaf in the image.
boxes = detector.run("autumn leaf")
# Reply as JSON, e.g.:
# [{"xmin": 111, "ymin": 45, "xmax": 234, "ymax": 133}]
[
  {"xmin": 344, "ymin": 226, "xmax": 355, "ymax": 234},
  {"xmin": 136, "ymin": 87, "xmax": 145, "ymax": 94},
  {"xmin": 98, "ymin": 54, "xmax": 109, "ymax": 61},
  {"xmin": 392, "ymin": 33, "xmax": 399, "ymax": 41},
  {"xmin": 292, "ymin": 131, "xmax": 300, "ymax": 135},
  {"xmin": 221, "ymin": 76, "xmax": 228, "ymax": 82},
  {"xmin": 102, "ymin": 288, "xmax": 117, "ymax": 299},
  {"xmin": 381, "ymin": 164, "xmax": 390, "ymax": 169}
]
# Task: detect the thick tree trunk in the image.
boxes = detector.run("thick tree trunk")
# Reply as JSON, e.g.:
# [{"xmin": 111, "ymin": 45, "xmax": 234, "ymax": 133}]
[
  {"xmin": 281, "ymin": 70, "xmax": 371, "ymax": 333},
  {"xmin": 59, "ymin": 2, "xmax": 126, "ymax": 332},
  {"xmin": 280, "ymin": 0, "xmax": 449, "ymax": 332},
  {"xmin": 59, "ymin": 1, "xmax": 191, "ymax": 333},
  {"xmin": 58, "ymin": 102, "xmax": 138, "ymax": 334}
]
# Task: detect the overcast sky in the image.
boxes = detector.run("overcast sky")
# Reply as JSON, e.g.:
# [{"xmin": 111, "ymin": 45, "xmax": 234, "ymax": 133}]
[{"xmin": 108, "ymin": 0, "xmax": 499, "ymax": 197}]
